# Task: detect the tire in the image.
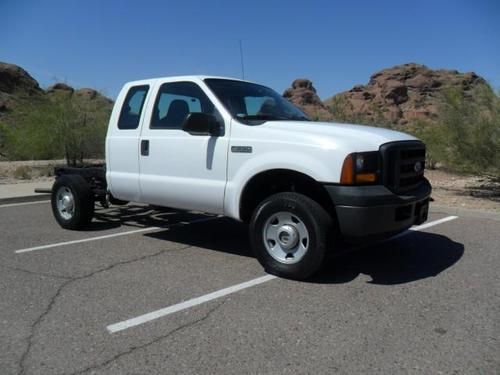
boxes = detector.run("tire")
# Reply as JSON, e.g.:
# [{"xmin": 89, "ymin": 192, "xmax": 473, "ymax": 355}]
[
  {"xmin": 51, "ymin": 175, "xmax": 95, "ymax": 230},
  {"xmin": 249, "ymin": 192, "xmax": 333, "ymax": 280}
]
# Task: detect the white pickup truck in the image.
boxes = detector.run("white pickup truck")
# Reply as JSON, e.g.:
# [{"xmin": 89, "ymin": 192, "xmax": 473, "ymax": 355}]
[{"xmin": 50, "ymin": 76, "xmax": 431, "ymax": 279}]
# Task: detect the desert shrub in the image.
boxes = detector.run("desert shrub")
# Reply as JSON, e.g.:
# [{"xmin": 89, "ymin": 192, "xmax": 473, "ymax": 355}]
[
  {"xmin": 416, "ymin": 86, "xmax": 500, "ymax": 176},
  {"xmin": 327, "ymin": 95, "xmax": 393, "ymax": 128},
  {"xmin": 36, "ymin": 163, "xmax": 56, "ymax": 177},
  {"xmin": 327, "ymin": 96, "xmax": 351, "ymax": 122},
  {"xmin": 13, "ymin": 165, "xmax": 32, "ymax": 180},
  {"xmin": 0, "ymin": 92, "xmax": 110, "ymax": 166},
  {"xmin": 408, "ymin": 119, "xmax": 445, "ymax": 170}
]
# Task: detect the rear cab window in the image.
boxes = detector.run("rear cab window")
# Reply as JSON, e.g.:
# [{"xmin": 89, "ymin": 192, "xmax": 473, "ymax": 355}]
[{"xmin": 118, "ymin": 85, "xmax": 149, "ymax": 130}]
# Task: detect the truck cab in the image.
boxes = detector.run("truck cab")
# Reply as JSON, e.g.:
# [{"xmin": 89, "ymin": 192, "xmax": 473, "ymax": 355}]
[{"xmin": 51, "ymin": 76, "xmax": 431, "ymax": 280}]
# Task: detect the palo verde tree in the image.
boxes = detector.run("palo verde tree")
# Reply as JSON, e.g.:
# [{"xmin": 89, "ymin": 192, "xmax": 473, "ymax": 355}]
[
  {"xmin": 415, "ymin": 85, "xmax": 500, "ymax": 176},
  {"xmin": 0, "ymin": 89, "xmax": 111, "ymax": 166}
]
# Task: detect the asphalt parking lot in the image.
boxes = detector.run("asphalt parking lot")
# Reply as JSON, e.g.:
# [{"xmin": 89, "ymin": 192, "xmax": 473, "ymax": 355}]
[{"xmin": 0, "ymin": 200, "xmax": 498, "ymax": 374}]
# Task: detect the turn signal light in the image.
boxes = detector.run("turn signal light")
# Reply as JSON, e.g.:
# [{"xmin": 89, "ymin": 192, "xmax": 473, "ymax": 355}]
[
  {"xmin": 340, "ymin": 154, "xmax": 355, "ymax": 184},
  {"xmin": 355, "ymin": 173, "xmax": 377, "ymax": 183}
]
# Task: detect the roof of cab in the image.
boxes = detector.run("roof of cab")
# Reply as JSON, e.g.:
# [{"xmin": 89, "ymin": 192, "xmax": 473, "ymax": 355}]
[{"xmin": 123, "ymin": 75, "xmax": 253, "ymax": 87}]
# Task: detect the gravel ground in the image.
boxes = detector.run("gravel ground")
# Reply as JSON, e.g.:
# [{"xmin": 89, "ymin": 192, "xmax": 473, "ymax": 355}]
[{"xmin": 425, "ymin": 170, "xmax": 500, "ymax": 213}]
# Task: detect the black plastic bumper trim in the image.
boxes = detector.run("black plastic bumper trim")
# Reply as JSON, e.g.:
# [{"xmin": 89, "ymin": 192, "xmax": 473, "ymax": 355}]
[{"xmin": 324, "ymin": 180, "xmax": 432, "ymax": 238}]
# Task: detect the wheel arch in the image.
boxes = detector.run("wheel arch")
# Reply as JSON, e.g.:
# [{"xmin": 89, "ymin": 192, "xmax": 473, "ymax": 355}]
[{"xmin": 238, "ymin": 168, "xmax": 336, "ymax": 223}]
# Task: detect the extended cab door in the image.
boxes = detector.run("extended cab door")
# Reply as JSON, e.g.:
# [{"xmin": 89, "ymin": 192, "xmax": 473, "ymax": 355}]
[
  {"xmin": 106, "ymin": 82, "xmax": 152, "ymax": 202},
  {"xmin": 138, "ymin": 79, "xmax": 229, "ymax": 214}
]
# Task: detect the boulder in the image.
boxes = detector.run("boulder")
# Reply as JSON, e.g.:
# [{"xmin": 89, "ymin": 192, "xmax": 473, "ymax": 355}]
[
  {"xmin": 0, "ymin": 61, "xmax": 42, "ymax": 95},
  {"xmin": 47, "ymin": 83, "xmax": 74, "ymax": 93},
  {"xmin": 283, "ymin": 78, "xmax": 332, "ymax": 120}
]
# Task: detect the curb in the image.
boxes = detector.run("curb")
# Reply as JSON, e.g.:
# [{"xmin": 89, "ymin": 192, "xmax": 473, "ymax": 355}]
[{"xmin": 0, "ymin": 194, "xmax": 50, "ymax": 205}]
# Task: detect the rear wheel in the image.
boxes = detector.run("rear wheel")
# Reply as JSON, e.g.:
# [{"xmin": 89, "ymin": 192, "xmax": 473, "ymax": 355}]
[
  {"xmin": 250, "ymin": 192, "xmax": 333, "ymax": 280},
  {"xmin": 51, "ymin": 175, "xmax": 95, "ymax": 229}
]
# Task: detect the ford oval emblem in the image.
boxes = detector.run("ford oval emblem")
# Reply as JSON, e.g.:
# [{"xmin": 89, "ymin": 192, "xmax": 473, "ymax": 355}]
[{"xmin": 414, "ymin": 161, "xmax": 423, "ymax": 173}]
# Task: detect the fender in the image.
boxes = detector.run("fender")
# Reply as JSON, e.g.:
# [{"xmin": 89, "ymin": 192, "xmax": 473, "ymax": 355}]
[{"xmin": 224, "ymin": 150, "xmax": 342, "ymax": 220}]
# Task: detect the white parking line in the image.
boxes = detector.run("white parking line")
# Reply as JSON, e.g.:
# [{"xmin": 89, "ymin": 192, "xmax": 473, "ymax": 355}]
[
  {"xmin": 107, "ymin": 215, "xmax": 459, "ymax": 333},
  {"xmin": 391, "ymin": 215, "xmax": 458, "ymax": 240},
  {"xmin": 0, "ymin": 200, "xmax": 50, "ymax": 208},
  {"xmin": 411, "ymin": 215, "xmax": 458, "ymax": 230},
  {"xmin": 14, "ymin": 216, "xmax": 219, "ymax": 254},
  {"xmin": 15, "ymin": 227, "xmax": 161, "ymax": 254},
  {"xmin": 107, "ymin": 275, "xmax": 277, "ymax": 333}
]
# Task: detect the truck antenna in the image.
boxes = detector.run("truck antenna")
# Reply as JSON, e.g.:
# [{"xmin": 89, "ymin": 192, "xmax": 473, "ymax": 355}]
[{"xmin": 239, "ymin": 39, "xmax": 245, "ymax": 80}]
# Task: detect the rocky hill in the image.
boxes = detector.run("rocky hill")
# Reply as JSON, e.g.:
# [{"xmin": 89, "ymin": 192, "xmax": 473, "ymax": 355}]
[
  {"xmin": 283, "ymin": 79, "xmax": 333, "ymax": 120},
  {"xmin": 0, "ymin": 61, "xmax": 114, "ymax": 162},
  {"xmin": 0, "ymin": 61, "xmax": 112, "ymax": 117},
  {"xmin": 0, "ymin": 62, "xmax": 43, "ymax": 113},
  {"xmin": 284, "ymin": 63, "xmax": 490, "ymax": 125}
]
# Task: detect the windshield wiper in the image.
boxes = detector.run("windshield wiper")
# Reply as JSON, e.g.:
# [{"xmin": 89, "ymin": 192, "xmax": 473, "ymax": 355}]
[
  {"xmin": 290, "ymin": 115, "xmax": 310, "ymax": 121},
  {"xmin": 237, "ymin": 114, "xmax": 292, "ymax": 121}
]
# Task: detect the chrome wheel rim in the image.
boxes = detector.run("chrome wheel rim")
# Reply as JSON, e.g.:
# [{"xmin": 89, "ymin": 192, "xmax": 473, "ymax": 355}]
[
  {"xmin": 263, "ymin": 211, "xmax": 309, "ymax": 264},
  {"xmin": 56, "ymin": 187, "xmax": 75, "ymax": 220}
]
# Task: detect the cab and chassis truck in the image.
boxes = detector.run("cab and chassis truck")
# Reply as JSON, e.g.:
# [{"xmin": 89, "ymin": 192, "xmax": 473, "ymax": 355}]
[{"xmin": 50, "ymin": 76, "xmax": 431, "ymax": 280}]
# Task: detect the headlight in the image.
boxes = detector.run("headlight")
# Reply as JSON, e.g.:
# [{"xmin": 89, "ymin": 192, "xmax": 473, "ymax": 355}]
[
  {"xmin": 355, "ymin": 154, "xmax": 365, "ymax": 171},
  {"xmin": 340, "ymin": 151, "xmax": 380, "ymax": 184}
]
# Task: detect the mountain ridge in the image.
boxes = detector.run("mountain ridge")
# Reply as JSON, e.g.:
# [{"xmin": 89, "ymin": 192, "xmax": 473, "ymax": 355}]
[
  {"xmin": 283, "ymin": 63, "xmax": 491, "ymax": 125},
  {"xmin": 0, "ymin": 60, "xmax": 492, "ymax": 127}
]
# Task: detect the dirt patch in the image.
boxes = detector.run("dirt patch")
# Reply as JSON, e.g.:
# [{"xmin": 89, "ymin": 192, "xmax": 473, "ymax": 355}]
[
  {"xmin": 0, "ymin": 160, "xmax": 103, "ymax": 185},
  {"xmin": 426, "ymin": 169, "xmax": 500, "ymax": 213}
]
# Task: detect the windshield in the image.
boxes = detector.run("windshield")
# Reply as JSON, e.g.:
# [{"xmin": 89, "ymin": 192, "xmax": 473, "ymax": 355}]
[{"xmin": 204, "ymin": 79, "xmax": 310, "ymax": 124}]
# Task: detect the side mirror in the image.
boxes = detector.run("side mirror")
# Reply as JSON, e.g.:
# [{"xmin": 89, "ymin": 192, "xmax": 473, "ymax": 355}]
[{"xmin": 182, "ymin": 113, "xmax": 222, "ymax": 136}]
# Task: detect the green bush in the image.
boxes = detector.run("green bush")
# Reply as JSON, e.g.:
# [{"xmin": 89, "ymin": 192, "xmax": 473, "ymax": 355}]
[
  {"xmin": 416, "ymin": 86, "xmax": 500, "ymax": 176},
  {"xmin": 0, "ymin": 92, "xmax": 110, "ymax": 166}
]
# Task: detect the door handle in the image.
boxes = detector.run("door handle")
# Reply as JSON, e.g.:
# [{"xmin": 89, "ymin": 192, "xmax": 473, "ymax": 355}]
[{"xmin": 141, "ymin": 140, "xmax": 149, "ymax": 156}]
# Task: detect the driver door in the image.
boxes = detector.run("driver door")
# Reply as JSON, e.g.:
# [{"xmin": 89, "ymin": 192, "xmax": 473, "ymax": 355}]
[{"xmin": 138, "ymin": 80, "xmax": 228, "ymax": 214}]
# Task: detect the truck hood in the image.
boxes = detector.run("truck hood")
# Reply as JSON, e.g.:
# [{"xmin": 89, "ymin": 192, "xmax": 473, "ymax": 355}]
[{"xmin": 258, "ymin": 121, "xmax": 417, "ymax": 152}]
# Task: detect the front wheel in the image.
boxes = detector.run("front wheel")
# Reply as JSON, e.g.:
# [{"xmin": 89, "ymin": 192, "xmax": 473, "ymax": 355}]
[
  {"xmin": 51, "ymin": 175, "xmax": 95, "ymax": 230},
  {"xmin": 249, "ymin": 192, "xmax": 333, "ymax": 280}
]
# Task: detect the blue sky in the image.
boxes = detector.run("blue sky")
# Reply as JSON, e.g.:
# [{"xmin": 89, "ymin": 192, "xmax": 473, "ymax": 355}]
[{"xmin": 1, "ymin": 0, "xmax": 499, "ymax": 100}]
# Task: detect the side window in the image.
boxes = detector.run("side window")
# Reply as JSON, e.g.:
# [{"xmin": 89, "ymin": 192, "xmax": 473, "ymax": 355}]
[
  {"xmin": 151, "ymin": 81, "xmax": 220, "ymax": 129},
  {"xmin": 118, "ymin": 85, "xmax": 149, "ymax": 130}
]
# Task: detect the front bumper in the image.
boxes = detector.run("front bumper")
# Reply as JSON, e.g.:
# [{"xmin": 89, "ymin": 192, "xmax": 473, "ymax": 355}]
[{"xmin": 324, "ymin": 179, "xmax": 432, "ymax": 239}]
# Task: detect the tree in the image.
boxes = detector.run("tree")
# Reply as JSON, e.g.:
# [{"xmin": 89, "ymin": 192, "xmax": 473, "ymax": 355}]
[
  {"xmin": 0, "ymin": 91, "xmax": 110, "ymax": 165},
  {"xmin": 417, "ymin": 86, "xmax": 500, "ymax": 176}
]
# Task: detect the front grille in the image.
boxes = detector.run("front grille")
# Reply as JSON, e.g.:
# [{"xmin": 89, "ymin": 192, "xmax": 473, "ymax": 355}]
[{"xmin": 380, "ymin": 141, "xmax": 426, "ymax": 193}]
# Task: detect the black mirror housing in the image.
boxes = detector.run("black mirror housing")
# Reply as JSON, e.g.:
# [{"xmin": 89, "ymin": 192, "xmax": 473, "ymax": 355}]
[{"xmin": 182, "ymin": 113, "xmax": 221, "ymax": 136}]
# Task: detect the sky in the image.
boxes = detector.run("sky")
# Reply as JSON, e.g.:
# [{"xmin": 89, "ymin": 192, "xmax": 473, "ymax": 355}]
[{"xmin": 1, "ymin": 0, "xmax": 499, "ymax": 100}]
